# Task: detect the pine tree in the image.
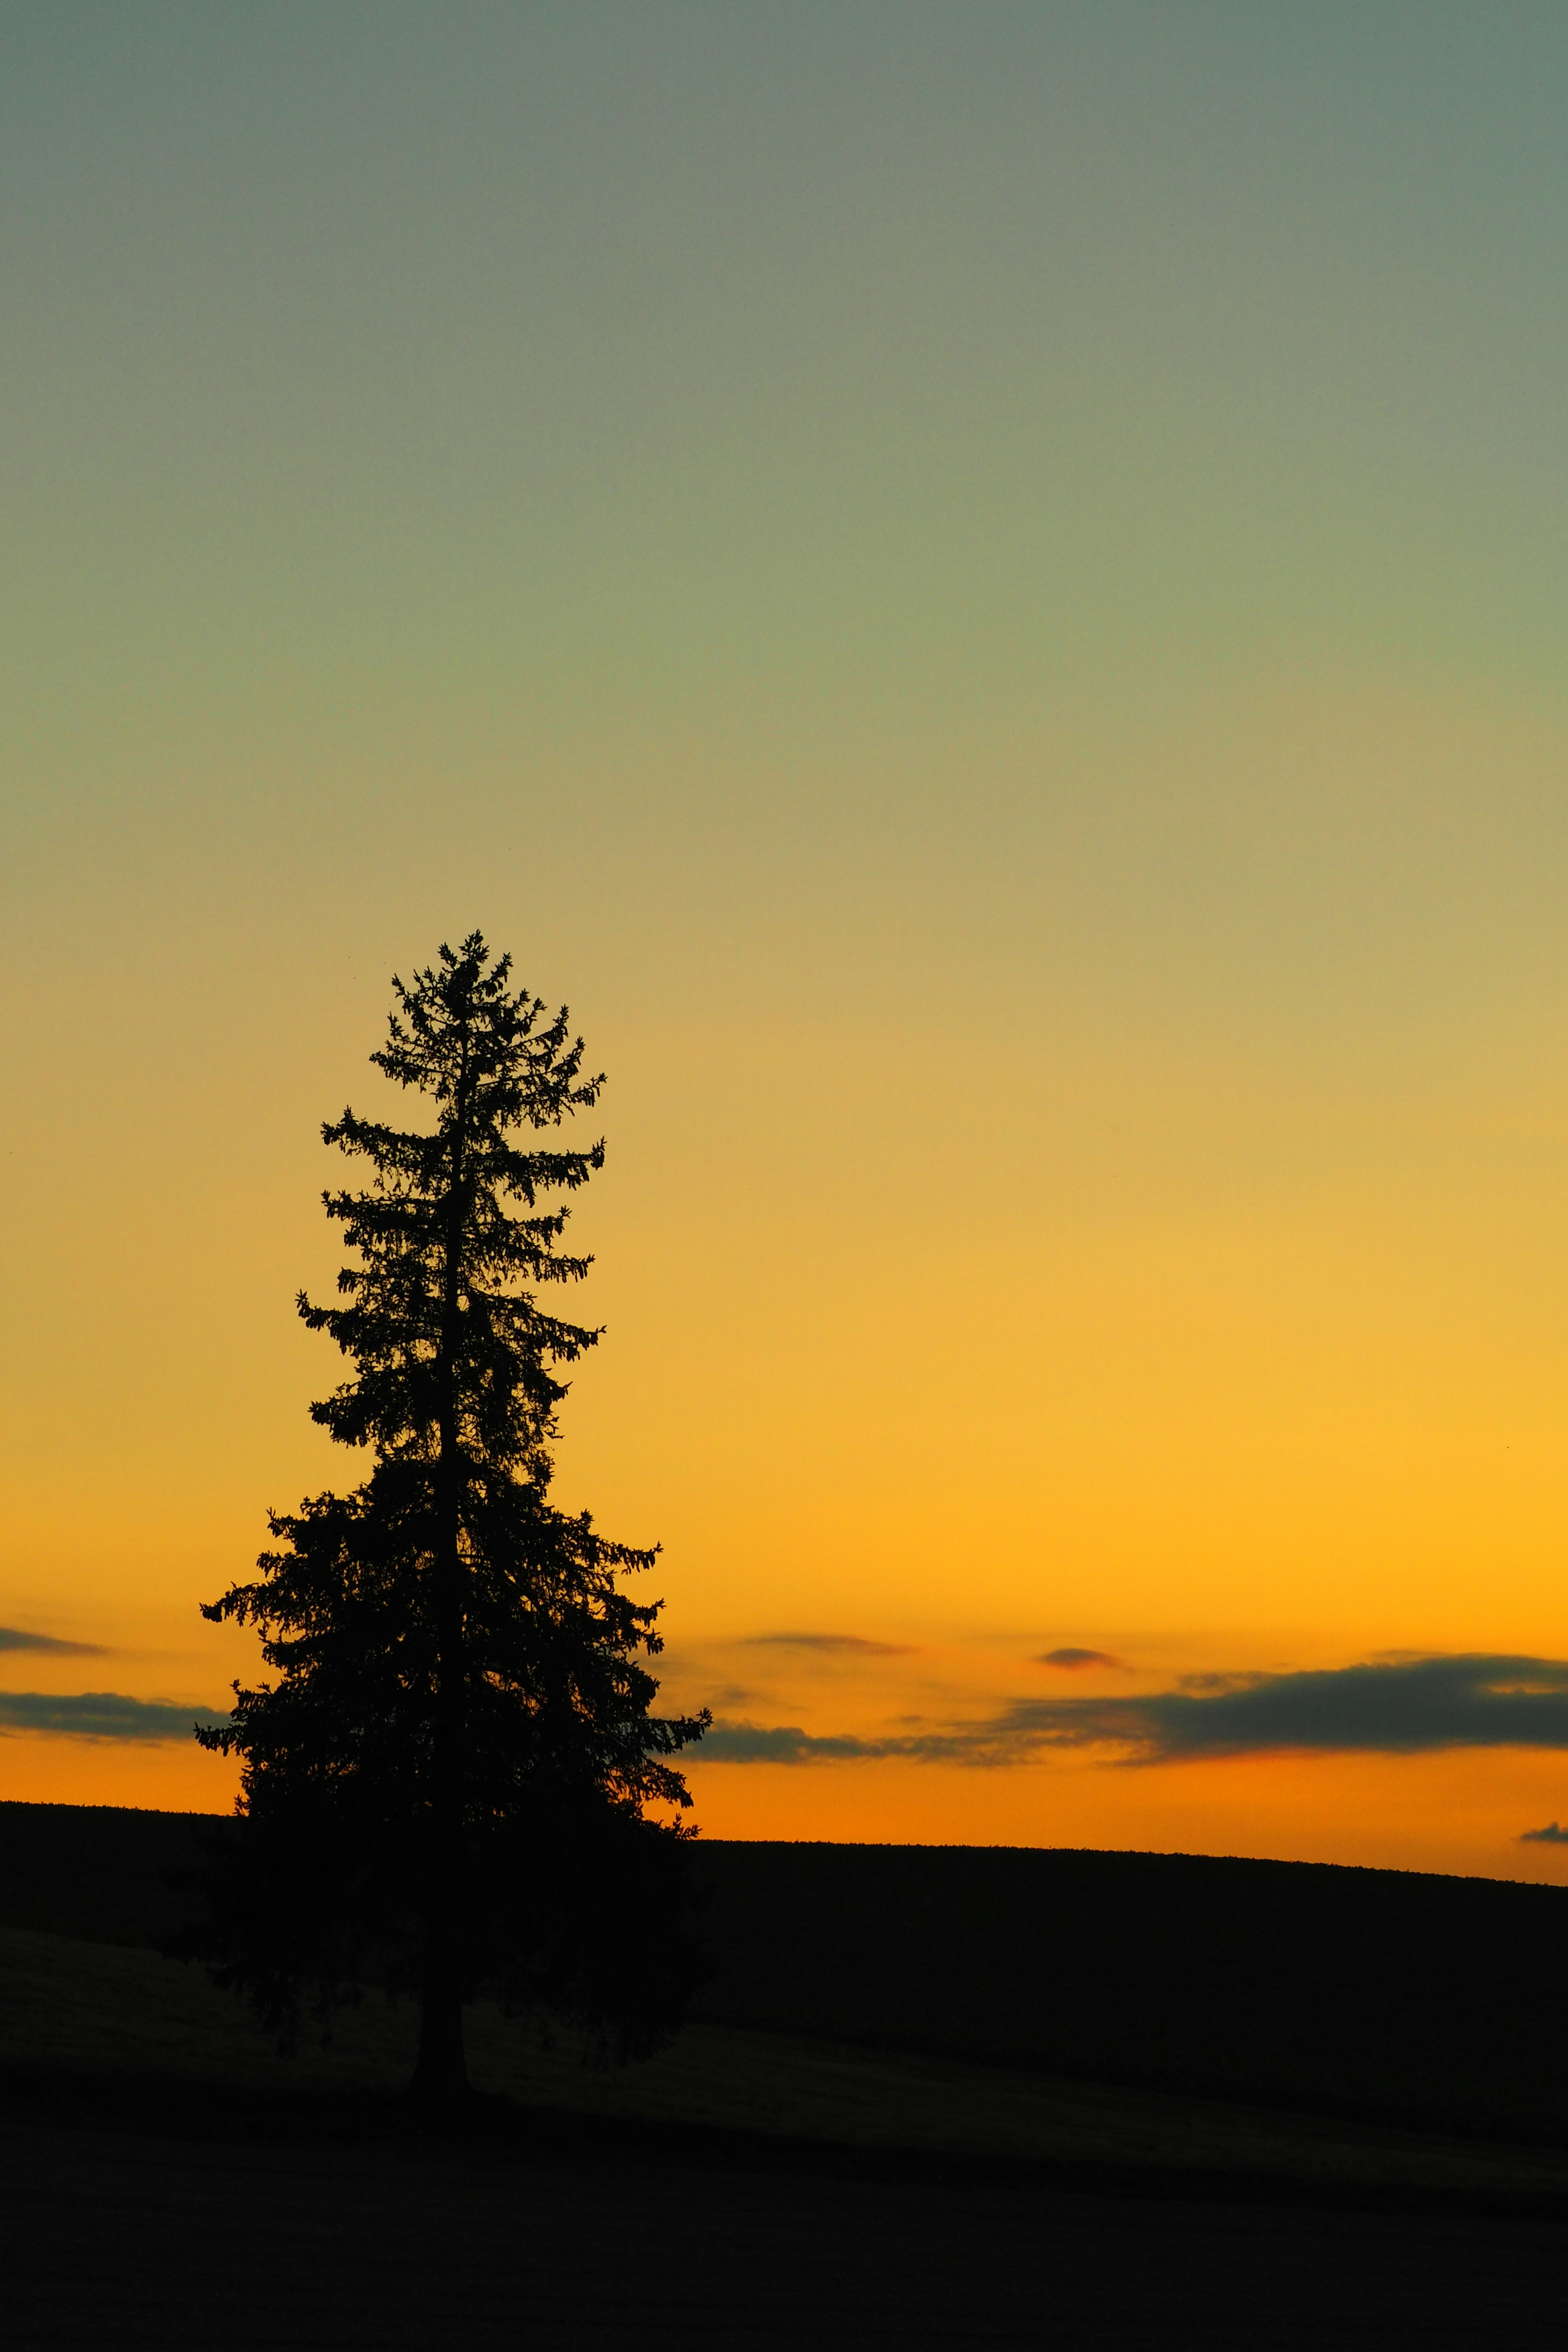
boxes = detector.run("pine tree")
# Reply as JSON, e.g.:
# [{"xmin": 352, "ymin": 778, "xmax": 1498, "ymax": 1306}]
[{"xmin": 194, "ymin": 934, "xmax": 708, "ymax": 2103}]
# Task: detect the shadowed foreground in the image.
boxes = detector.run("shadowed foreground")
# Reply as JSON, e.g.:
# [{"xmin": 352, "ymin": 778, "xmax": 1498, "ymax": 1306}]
[
  {"xmin": 5, "ymin": 1923, "xmax": 1568, "ymax": 2346},
  {"xmin": 8, "ymin": 1806, "xmax": 1568, "ymax": 2343},
  {"xmin": 7, "ymin": 2111, "xmax": 1567, "ymax": 2352}
]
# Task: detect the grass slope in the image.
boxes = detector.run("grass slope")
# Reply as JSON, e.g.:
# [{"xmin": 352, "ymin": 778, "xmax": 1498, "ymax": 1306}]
[
  {"xmin": 9, "ymin": 1802, "xmax": 1568, "ymax": 2185},
  {"xmin": 7, "ymin": 1925, "xmax": 1568, "ymax": 2212},
  {"xmin": 692, "ymin": 1841, "xmax": 1568, "ymax": 2141}
]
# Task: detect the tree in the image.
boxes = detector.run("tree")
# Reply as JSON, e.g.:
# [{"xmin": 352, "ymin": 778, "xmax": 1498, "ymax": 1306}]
[{"xmin": 192, "ymin": 934, "xmax": 708, "ymax": 2104}]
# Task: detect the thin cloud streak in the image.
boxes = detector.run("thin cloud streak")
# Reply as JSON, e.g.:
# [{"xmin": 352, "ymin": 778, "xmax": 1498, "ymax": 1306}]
[
  {"xmin": 699, "ymin": 1655, "xmax": 1568, "ymax": 1769},
  {"xmin": 0, "ymin": 1691, "xmax": 227, "ymax": 1743},
  {"xmin": 0, "ymin": 1626, "xmax": 105, "ymax": 1655},
  {"xmin": 742, "ymin": 1633, "xmax": 917, "ymax": 1657}
]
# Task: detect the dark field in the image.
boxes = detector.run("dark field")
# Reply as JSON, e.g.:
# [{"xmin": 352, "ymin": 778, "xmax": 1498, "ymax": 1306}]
[
  {"xmin": 12, "ymin": 1803, "xmax": 1568, "ymax": 2138},
  {"xmin": 10, "ymin": 2111, "xmax": 1568, "ymax": 2351},
  {"xmin": 6, "ymin": 1802, "xmax": 1568, "ymax": 2346}
]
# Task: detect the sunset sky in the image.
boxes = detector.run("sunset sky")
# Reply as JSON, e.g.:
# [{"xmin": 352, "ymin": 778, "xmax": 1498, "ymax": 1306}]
[{"xmin": 7, "ymin": 3, "xmax": 1568, "ymax": 1878}]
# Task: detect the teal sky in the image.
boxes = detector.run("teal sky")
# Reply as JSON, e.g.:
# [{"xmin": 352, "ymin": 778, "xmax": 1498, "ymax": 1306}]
[
  {"xmin": 7, "ymin": 4, "xmax": 1568, "ymax": 1862},
  {"xmin": 9, "ymin": 5, "xmax": 1568, "ymax": 705},
  {"xmin": 9, "ymin": 9, "xmax": 1568, "ymax": 848},
  {"xmin": 7, "ymin": 4, "xmax": 1568, "ymax": 998}
]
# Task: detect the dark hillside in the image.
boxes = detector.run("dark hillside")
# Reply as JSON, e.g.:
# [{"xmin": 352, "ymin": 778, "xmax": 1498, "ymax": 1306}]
[
  {"xmin": 0, "ymin": 1801, "xmax": 220, "ymax": 1948},
  {"xmin": 688, "ymin": 1841, "xmax": 1568, "ymax": 2140},
  {"xmin": 5, "ymin": 1803, "xmax": 1568, "ymax": 2139}
]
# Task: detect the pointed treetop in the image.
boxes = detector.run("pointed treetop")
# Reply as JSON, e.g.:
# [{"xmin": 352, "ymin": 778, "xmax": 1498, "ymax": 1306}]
[{"xmin": 367, "ymin": 931, "xmax": 604, "ymax": 1124}]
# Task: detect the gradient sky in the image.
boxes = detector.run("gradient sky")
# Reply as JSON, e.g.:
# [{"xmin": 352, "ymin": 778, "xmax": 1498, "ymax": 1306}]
[{"xmin": 7, "ymin": 2, "xmax": 1568, "ymax": 1875}]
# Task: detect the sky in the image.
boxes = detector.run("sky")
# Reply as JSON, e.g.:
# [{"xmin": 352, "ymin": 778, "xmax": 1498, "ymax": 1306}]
[{"xmin": 6, "ymin": 2, "xmax": 1568, "ymax": 1876}]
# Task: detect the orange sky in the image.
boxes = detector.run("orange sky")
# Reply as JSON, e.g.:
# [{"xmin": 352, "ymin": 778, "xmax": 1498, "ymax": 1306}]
[{"xmin": 8, "ymin": 12, "xmax": 1568, "ymax": 1879}]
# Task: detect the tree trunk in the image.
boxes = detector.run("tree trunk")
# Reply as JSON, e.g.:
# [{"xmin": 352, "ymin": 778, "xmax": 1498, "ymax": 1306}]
[
  {"xmin": 412, "ymin": 1004, "xmax": 475, "ymax": 2111},
  {"xmin": 411, "ymin": 1909, "xmax": 469, "ymax": 2105},
  {"xmin": 412, "ymin": 1625, "xmax": 470, "ymax": 2106}
]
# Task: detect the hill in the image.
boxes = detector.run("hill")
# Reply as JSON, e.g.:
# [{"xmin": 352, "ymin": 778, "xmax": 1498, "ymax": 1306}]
[
  {"xmin": 9, "ymin": 1804, "xmax": 1568, "ymax": 2345},
  {"xmin": 4, "ymin": 1801, "xmax": 1568, "ymax": 2142}
]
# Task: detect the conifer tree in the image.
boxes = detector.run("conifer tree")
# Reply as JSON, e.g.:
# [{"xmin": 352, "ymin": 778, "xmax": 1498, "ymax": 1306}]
[{"xmin": 194, "ymin": 935, "xmax": 708, "ymax": 2103}]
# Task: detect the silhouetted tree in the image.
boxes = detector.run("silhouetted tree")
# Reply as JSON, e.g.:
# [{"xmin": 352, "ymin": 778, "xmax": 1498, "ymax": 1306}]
[{"xmin": 193, "ymin": 935, "xmax": 708, "ymax": 2104}]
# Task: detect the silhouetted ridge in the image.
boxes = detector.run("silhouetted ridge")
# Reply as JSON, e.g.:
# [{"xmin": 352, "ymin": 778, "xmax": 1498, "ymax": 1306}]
[
  {"xmin": 6, "ymin": 1804, "xmax": 1568, "ymax": 2138},
  {"xmin": 684, "ymin": 1839, "xmax": 1568, "ymax": 2138}
]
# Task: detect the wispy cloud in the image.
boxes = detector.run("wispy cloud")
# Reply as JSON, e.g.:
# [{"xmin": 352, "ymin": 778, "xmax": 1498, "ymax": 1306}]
[
  {"xmin": 742, "ymin": 1632, "xmax": 916, "ymax": 1657},
  {"xmin": 699, "ymin": 1722, "xmax": 891, "ymax": 1763},
  {"xmin": 0, "ymin": 1690, "xmax": 227, "ymax": 1743},
  {"xmin": 1519, "ymin": 1821, "xmax": 1568, "ymax": 1844},
  {"xmin": 0, "ymin": 1626, "xmax": 105, "ymax": 1655},
  {"xmin": 1037, "ymin": 1647, "xmax": 1123, "ymax": 1671},
  {"xmin": 700, "ymin": 1655, "xmax": 1568, "ymax": 1769}
]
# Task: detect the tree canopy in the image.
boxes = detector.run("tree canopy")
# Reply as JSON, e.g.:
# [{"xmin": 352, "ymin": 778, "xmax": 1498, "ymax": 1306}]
[{"xmin": 191, "ymin": 935, "xmax": 708, "ymax": 2100}]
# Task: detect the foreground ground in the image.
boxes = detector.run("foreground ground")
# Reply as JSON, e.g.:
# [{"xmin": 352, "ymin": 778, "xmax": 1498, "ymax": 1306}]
[
  {"xmin": 8, "ymin": 2109, "xmax": 1568, "ymax": 2350},
  {"xmin": 6, "ymin": 1925, "xmax": 1568, "ymax": 2346}
]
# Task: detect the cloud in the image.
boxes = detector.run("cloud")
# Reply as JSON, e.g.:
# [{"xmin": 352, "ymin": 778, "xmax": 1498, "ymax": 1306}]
[
  {"xmin": 742, "ymin": 1632, "xmax": 916, "ymax": 1657},
  {"xmin": 0, "ymin": 1690, "xmax": 228, "ymax": 1743},
  {"xmin": 1101, "ymin": 1655, "xmax": 1568, "ymax": 1763},
  {"xmin": 699, "ymin": 1655, "xmax": 1568, "ymax": 1770},
  {"xmin": 0, "ymin": 1626, "xmax": 105, "ymax": 1655},
  {"xmin": 1038, "ymin": 1647, "xmax": 1123, "ymax": 1670},
  {"xmin": 700, "ymin": 1722, "xmax": 887, "ymax": 1764},
  {"xmin": 1519, "ymin": 1821, "xmax": 1568, "ymax": 1844}
]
